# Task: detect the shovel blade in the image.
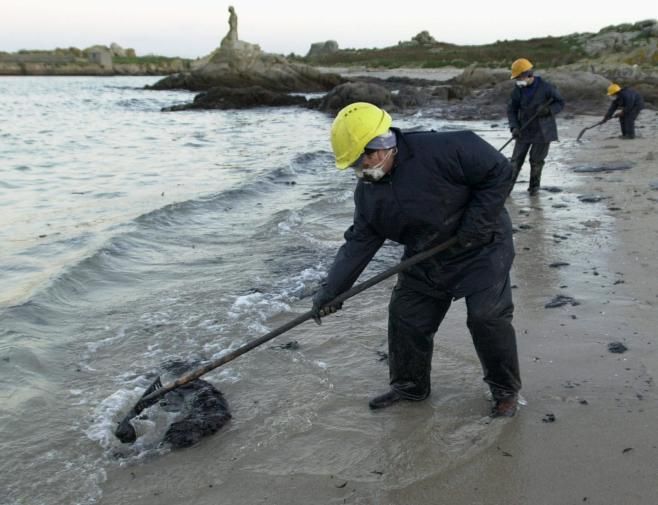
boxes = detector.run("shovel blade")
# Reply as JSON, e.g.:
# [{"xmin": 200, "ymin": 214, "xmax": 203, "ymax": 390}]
[{"xmin": 577, "ymin": 121, "xmax": 605, "ymax": 142}]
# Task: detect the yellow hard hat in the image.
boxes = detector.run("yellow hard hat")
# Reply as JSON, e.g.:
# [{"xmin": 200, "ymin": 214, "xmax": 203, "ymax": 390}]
[
  {"xmin": 510, "ymin": 58, "xmax": 533, "ymax": 79},
  {"xmin": 607, "ymin": 83, "xmax": 621, "ymax": 96},
  {"xmin": 330, "ymin": 102, "xmax": 392, "ymax": 169}
]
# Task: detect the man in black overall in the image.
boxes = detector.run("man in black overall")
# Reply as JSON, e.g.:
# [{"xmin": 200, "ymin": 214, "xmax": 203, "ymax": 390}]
[
  {"xmin": 603, "ymin": 83, "xmax": 644, "ymax": 139},
  {"xmin": 312, "ymin": 102, "xmax": 521, "ymax": 417},
  {"xmin": 507, "ymin": 58, "xmax": 565, "ymax": 195}
]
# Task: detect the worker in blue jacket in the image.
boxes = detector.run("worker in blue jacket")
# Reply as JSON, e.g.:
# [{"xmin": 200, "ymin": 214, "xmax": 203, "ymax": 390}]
[
  {"xmin": 604, "ymin": 83, "xmax": 644, "ymax": 139},
  {"xmin": 507, "ymin": 58, "xmax": 565, "ymax": 195},
  {"xmin": 312, "ymin": 102, "xmax": 521, "ymax": 417}
]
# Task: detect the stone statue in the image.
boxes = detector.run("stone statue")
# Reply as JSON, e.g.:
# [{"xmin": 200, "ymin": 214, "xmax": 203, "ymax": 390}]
[
  {"xmin": 211, "ymin": 5, "xmax": 261, "ymax": 64},
  {"xmin": 221, "ymin": 6, "xmax": 238, "ymax": 47}
]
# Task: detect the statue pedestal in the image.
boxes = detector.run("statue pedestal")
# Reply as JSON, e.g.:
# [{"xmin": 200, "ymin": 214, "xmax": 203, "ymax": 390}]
[{"xmin": 197, "ymin": 40, "xmax": 263, "ymax": 72}]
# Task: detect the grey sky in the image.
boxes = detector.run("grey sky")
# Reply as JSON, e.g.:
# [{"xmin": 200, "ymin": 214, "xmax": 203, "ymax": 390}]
[{"xmin": 1, "ymin": 0, "xmax": 656, "ymax": 57}]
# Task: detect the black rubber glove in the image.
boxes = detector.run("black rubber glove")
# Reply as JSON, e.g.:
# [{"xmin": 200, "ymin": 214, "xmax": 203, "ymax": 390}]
[
  {"xmin": 312, "ymin": 284, "xmax": 343, "ymax": 325},
  {"xmin": 456, "ymin": 230, "xmax": 493, "ymax": 251},
  {"xmin": 537, "ymin": 104, "xmax": 552, "ymax": 117},
  {"xmin": 511, "ymin": 127, "xmax": 520, "ymax": 138}
]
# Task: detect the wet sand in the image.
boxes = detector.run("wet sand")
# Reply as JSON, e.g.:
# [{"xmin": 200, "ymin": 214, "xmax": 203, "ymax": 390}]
[
  {"xmin": 98, "ymin": 111, "xmax": 658, "ymax": 505},
  {"xmin": 416, "ymin": 112, "xmax": 658, "ymax": 505}
]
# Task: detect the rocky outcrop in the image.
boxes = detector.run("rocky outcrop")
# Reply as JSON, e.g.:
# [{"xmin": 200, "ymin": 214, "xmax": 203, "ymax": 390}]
[
  {"xmin": 306, "ymin": 79, "xmax": 439, "ymax": 114},
  {"xmin": 546, "ymin": 71, "xmax": 613, "ymax": 104},
  {"xmin": 151, "ymin": 41, "xmax": 343, "ymax": 93},
  {"xmin": 396, "ymin": 30, "xmax": 441, "ymax": 48},
  {"xmin": 0, "ymin": 46, "xmax": 190, "ymax": 75},
  {"xmin": 451, "ymin": 64, "xmax": 509, "ymax": 88},
  {"xmin": 113, "ymin": 59, "xmax": 189, "ymax": 75},
  {"xmin": 411, "ymin": 31, "xmax": 437, "ymax": 46},
  {"xmin": 577, "ymin": 19, "xmax": 658, "ymax": 62},
  {"xmin": 306, "ymin": 41, "xmax": 339, "ymax": 59},
  {"xmin": 579, "ymin": 63, "xmax": 658, "ymax": 107},
  {"xmin": 151, "ymin": 7, "xmax": 343, "ymax": 110},
  {"xmin": 443, "ymin": 64, "xmax": 657, "ymax": 114},
  {"xmin": 109, "ymin": 43, "xmax": 136, "ymax": 58},
  {"xmin": 162, "ymin": 85, "xmax": 307, "ymax": 111},
  {"xmin": 158, "ymin": 15, "xmax": 656, "ymax": 114},
  {"xmin": 309, "ymin": 82, "xmax": 394, "ymax": 112},
  {"xmin": 162, "ymin": 6, "xmax": 342, "ymax": 92},
  {"xmin": 0, "ymin": 48, "xmax": 114, "ymax": 75},
  {"xmin": 442, "ymin": 67, "xmax": 614, "ymax": 116}
]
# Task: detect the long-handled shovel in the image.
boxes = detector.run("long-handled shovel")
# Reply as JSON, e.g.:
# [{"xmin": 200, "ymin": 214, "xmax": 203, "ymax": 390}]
[
  {"xmin": 114, "ymin": 235, "xmax": 459, "ymax": 443},
  {"xmin": 498, "ymin": 98, "xmax": 554, "ymax": 153},
  {"xmin": 576, "ymin": 119, "xmax": 607, "ymax": 142}
]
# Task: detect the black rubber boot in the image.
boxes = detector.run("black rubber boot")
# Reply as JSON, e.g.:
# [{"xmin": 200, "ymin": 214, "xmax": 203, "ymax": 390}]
[
  {"xmin": 528, "ymin": 162, "xmax": 544, "ymax": 195},
  {"xmin": 368, "ymin": 389, "xmax": 403, "ymax": 410},
  {"xmin": 490, "ymin": 394, "xmax": 518, "ymax": 418}
]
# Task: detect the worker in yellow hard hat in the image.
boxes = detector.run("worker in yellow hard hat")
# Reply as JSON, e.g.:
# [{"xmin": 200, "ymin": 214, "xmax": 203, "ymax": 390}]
[
  {"xmin": 312, "ymin": 102, "xmax": 521, "ymax": 418},
  {"xmin": 507, "ymin": 58, "xmax": 565, "ymax": 195},
  {"xmin": 603, "ymin": 83, "xmax": 644, "ymax": 139}
]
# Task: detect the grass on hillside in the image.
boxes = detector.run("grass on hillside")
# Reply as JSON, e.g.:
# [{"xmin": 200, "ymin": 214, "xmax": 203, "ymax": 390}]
[
  {"xmin": 112, "ymin": 55, "xmax": 189, "ymax": 65},
  {"xmin": 307, "ymin": 35, "xmax": 588, "ymax": 69}
]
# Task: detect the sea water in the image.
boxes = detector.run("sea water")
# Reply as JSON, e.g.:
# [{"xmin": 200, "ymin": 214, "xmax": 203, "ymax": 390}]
[{"xmin": 0, "ymin": 76, "xmax": 516, "ymax": 504}]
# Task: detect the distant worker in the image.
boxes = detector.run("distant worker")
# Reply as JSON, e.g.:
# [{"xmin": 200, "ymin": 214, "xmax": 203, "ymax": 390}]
[
  {"xmin": 603, "ymin": 83, "xmax": 644, "ymax": 139},
  {"xmin": 507, "ymin": 58, "xmax": 565, "ymax": 196}
]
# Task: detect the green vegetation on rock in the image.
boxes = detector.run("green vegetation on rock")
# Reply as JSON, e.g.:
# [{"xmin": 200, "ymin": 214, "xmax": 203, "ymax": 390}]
[
  {"xmin": 113, "ymin": 55, "xmax": 185, "ymax": 65},
  {"xmin": 305, "ymin": 20, "xmax": 657, "ymax": 70},
  {"xmin": 310, "ymin": 35, "xmax": 587, "ymax": 69}
]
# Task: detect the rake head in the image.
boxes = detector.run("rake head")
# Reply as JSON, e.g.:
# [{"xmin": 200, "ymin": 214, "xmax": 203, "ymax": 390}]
[{"xmin": 114, "ymin": 376, "xmax": 163, "ymax": 444}]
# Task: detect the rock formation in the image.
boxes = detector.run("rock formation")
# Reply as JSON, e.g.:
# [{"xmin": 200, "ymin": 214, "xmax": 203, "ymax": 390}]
[
  {"xmin": 578, "ymin": 19, "xmax": 658, "ymax": 62},
  {"xmin": 156, "ymin": 7, "xmax": 342, "ymax": 93},
  {"xmin": 441, "ymin": 66, "xmax": 615, "ymax": 117},
  {"xmin": 0, "ymin": 45, "xmax": 188, "ymax": 76},
  {"xmin": 151, "ymin": 7, "xmax": 343, "ymax": 109},
  {"xmin": 110, "ymin": 43, "xmax": 128, "ymax": 58},
  {"xmin": 308, "ymin": 80, "xmax": 431, "ymax": 113},
  {"xmin": 162, "ymin": 85, "xmax": 308, "ymax": 111},
  {"xmin": 411, "ymin": 31, "xmax": 437, "ymax": 46},
  {"xmin": 306, "ymin": 41, "xmax": 339, "ymax": 60}
]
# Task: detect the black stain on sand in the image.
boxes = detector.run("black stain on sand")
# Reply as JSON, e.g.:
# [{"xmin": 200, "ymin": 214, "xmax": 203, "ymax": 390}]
[
  {"xmin": 270, "ymin": 340, "xmax": 300, "ymax": 350},
  {"xmin": 607, "ymin": 342, "xmax": 628, "ymax": 354},
  {"xmin": 572, "ymin": 162, "xmax": 633, "ymax": 173},
  {"xmin": 578, "ymin": 194, "xmax": 606, "ymax": 203},
  {"xmin": 545, "ymin": 295, "xmax": 580, "ymax": 308}
]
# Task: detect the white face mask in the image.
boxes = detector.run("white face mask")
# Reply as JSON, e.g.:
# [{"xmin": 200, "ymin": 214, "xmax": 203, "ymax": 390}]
[
  {"xmin": 353, "ymin": 149, "xmax": 394, "ymax": 182},
  {"xmin": 354, "ymin": 165, "xmax": 387, "ymax": 182},
  {"xmin": 515, "ymin": 79, "xmax": 528, "ymax": 88}
]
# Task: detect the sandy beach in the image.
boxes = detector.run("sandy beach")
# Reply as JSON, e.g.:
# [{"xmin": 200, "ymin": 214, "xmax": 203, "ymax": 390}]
[{"xmin": 90, "ymin": 103, "xmax": 658, "ymax": 505}]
